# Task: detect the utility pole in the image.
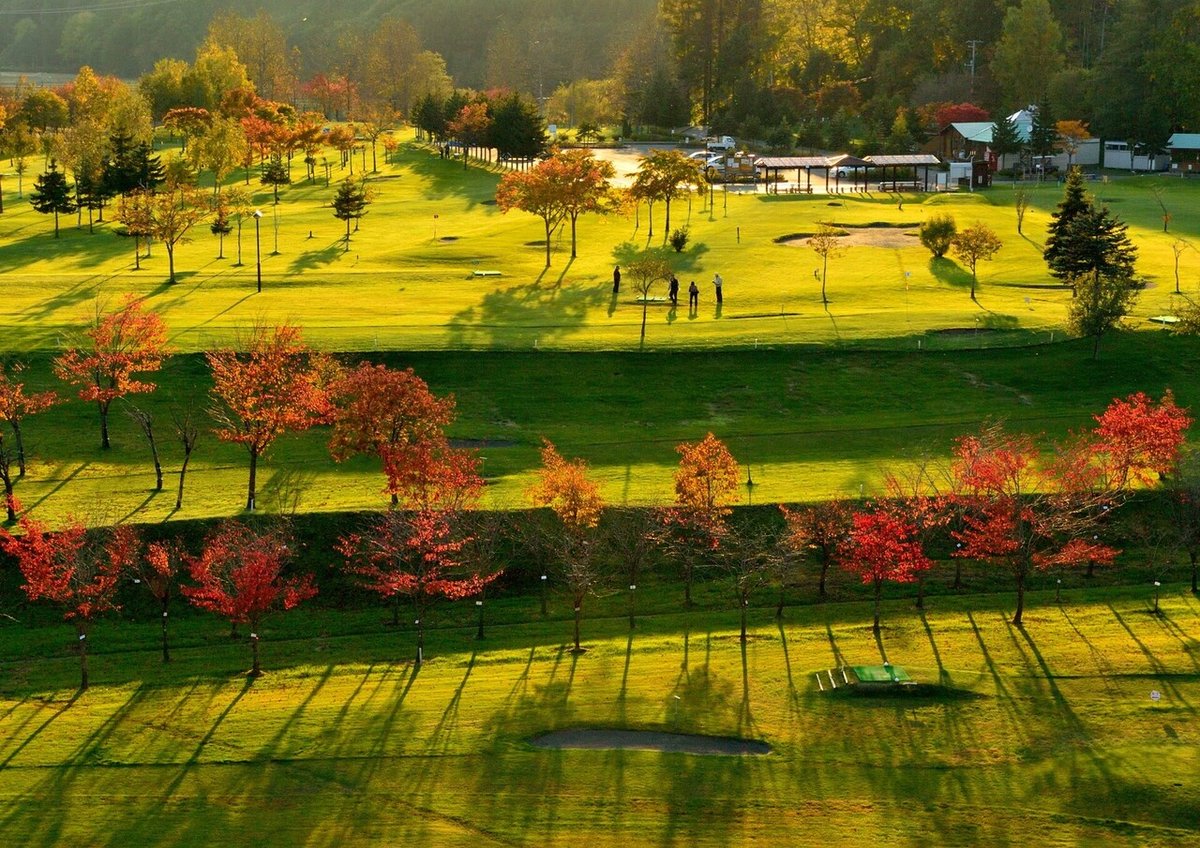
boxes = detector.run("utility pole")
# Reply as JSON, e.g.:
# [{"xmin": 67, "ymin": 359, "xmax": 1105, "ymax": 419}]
[{"xmin": 966, "ymin": 40, "xmax": 983, "ymax": 96}]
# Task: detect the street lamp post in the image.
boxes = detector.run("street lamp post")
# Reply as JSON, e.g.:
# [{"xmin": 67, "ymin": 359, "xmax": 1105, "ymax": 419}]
[{"xmin": 253, "ymin": 209, "xmax": 264, "ymax": 292}]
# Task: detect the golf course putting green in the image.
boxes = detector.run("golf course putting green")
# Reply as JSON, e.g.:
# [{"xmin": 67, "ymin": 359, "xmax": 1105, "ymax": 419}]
[{"xmin": 529, "ymin": 729, "xmax": 771, "ymax": 755}]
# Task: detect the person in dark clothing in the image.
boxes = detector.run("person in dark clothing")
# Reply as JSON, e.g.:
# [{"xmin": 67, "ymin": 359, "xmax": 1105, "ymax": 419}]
[
  {"xmin": 612, "ymin": 265, "xmax": 621, "ymax": 293},
  {"xmin": 668, "ymin": 274, "xmax": 679, "ymax": 305},
  {"xmin": 688, "ymin": 280, "xmax": 699, "ymax": 309},
  {"xmin": 713, "ymin": 273, "xmax": 723, "ymax": 304}
]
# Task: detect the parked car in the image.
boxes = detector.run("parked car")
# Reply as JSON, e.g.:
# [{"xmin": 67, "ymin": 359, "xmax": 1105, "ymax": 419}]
[{"xmin": 705, "ymin": 135, "xmax": 736, "ymax": 152}]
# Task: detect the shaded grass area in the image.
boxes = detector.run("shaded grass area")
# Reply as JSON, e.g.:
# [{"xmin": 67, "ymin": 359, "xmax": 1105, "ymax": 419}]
[
  {"xmin": 0, "ymin": 583, "xmax": 1197, "ymax": 846},
  {"xmin": 4, "ymin": 332, "xmax": 1200, "ymax": 523}
]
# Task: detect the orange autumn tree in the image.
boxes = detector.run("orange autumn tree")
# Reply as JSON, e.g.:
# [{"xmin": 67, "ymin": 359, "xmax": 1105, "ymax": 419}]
[
  {"xmin": 664, "ymin": 432, "xmax": 741, "ymax": 607},
  {"xmin": 328, "ymin": 363, "xmax": 455, "ymax": 506},
  {"xmin": 780, "ymin": 498, "xmax": 852, "ymax": 601},
  {"xmin": 54, "ymin": 295, "xmax": 168, "ymax": 450},
  {"xmin": 208, "ymin": 323, "xmax": 337, "ymax": 511},
  {"xmin": 496, "ymin": 160, "xmax": 566, "ymax": 268},
  {"xmin": 1, "ymin": 514, "xmax": 139, "ymax": 690},
  {"xmin": 338, "ymin": 439, "xmax": 496, "ymax": 664},
  {"xmin": 136, "ymin": 538, "xmax": 188, "ymax": 663},
  {"xmin": 0, "ymin": 361, "xmax": 58, "ymax": 478},
  {"xmin": 546, "ymin": 149, "xmax": 615, "ymax": 258},
  {"xmin": 528, "ymin": 440, "xmax": 605, "ymax": 652}
]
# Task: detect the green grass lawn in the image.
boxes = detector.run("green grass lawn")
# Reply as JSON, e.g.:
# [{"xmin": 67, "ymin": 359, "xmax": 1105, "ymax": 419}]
[
  {"xmin": 1, "ymin": 581, "xmax": 1197, "ymax": 846},
  {"xmin": 5, "ymin": 332, "xmax": 1200, "ymax": 523},
  {"xmin": 1, "ymin": 136, "xmax": 1198, "ymax": 355}
]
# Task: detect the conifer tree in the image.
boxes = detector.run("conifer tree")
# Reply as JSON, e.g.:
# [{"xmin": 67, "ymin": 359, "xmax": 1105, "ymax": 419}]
[
  {"xmin": 29, "ymin": 161, "xmax": 76, "ymax": 237},
  {"xmin": 1044, "ymin": 167, "xmax": 1092, "ymax": 276}
]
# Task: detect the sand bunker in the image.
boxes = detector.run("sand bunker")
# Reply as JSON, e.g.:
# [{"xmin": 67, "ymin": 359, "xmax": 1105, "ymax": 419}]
[
  {"xmin": 782, "ymin": 228, "xmax": 919, "ymax": 249},
  {"xmin": 530, "ymin": 729, "xmax": 770, "ymax": 755}
]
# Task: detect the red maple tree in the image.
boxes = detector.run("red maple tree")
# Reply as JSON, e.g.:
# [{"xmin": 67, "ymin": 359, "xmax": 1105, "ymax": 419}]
[
  {"xmin": 1092, "ymin": 391, "xmax": 1192, "ymax": 489},
  {"xmin": 0, "ymin": 514, "xmax": 139, "ymax": 690},
  {"xmin": 838, "ymin": 509, "xmax": 931, "ymax": 632},
  {"xmin": 53, "ymin": 295, "xmax": 168, "ymax": 450},
  {"xmin": 208, "ymin": 323, "xmax": 337, "ymax": 511},
  {"xmin": 529, "ymin": 440, "xmax": 606, "ymax": 652},
  {"xmin": 328, "ymin": 363, "xmax": 455, "ymax": 506},
  {"xmin": 182, "ymin": 521, "xmax": 317, "ymax": 677},
  {"xmin": 663, "ymin": 433, "xmax": 741, "ymax": 607},
  {"xmin": 935, "ymin": 102, "xmax": 990, "ymax": 128},
  {"xmin": 137, "ymin": 538, "xmax": 188, "ymax": 663},
  {"xmin": 951, "ymin": 425, "xmax": 1118, "ymax": 625},
  {"xmin": 0, "ymin": 361, "xmax": 58, "ymax": 478},
  {"xmin": 338, "ymin": 444, "xmax": 495, "ymax": 664}
]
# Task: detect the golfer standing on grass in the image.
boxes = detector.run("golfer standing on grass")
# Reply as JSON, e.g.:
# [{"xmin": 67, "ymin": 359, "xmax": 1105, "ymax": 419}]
[{"xmin": 713, "ymin": 273, "xmax": 723, "ymax": 304}]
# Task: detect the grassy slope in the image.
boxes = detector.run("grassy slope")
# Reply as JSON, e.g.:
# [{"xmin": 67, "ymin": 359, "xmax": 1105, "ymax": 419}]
[
  {"xmin": 4, "ymin": 137, "xmax": 1200, "ymax": 522},
  {"xmin": 0, "ymin": 584, "xmax": 1197, "ymax": 846}
]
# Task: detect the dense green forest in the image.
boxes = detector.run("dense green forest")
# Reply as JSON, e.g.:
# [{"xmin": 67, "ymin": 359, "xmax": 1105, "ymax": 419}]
[{"xmin": 0, "ymin": 0, "xmax": 1196, "ymax": 152}]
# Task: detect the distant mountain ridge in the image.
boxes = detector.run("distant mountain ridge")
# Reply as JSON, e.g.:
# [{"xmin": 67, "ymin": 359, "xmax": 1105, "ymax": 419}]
[{"xmin": 0, "ymin": 0, "xmax": 656, "ymax": 90}]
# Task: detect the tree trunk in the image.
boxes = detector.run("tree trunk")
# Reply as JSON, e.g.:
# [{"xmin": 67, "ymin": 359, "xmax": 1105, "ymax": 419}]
[
  {"xmin": 640, "ymin": 297, "xmax": 649, "ymax": 345},
  {"xmin": 819, "ymin": 559, "xmax": 830, "ymax": 598},
  {"xmin": 99, "ymin": 402, "xmax": 111, "ymax": 450},
  {"xmin": 775, "ymin": 586, "xmax": 786, "ymax": 618},
  {"xmin": 953, "ymin": 559, "xmax": 963, "ymax": 590},
  {"xmin": 13, "ymin": 419, "xmax": 26, "ymax": 477},
  {"xmin": 415, "ymin": 609, "xmax": 425, "ymax": 666},
  {"xmin": 970, "ymin": 270, "xmax": 977, "ymax": 301},
  {"xmin": 160, "ymin": 599, "xmax": 171, "ymax": 663},
  {"xmin": 133, "ymin": 234, "xmax": 141, "ymax": 270},
  {"xmin": 236, "ymin": 221, "xmax": 243, "ymax": 265},
  {"xmin": 1012, "ymin": 570, "xmax": 1026, "ymax": 626},
  {"xmin": 218, "ymin": 232, "xmax": 225, "ymax": 260},
  {"xmin": 1092, "ymin": 333, "xmax": 1101, "ymax": 361},
  {"xmin": 821, "ymin": 255, "xmax": 829, "ymax": 304},
  {"xmin": 570, "ymin": 213, "xmax": 578, "ymax": 258},
  {"xmin": 166, "ymin": 244, "xmax": 176, "ymax": 283},
  {"xmin": 3, "ymin": 473, "xmax": 14, "ymax": 521},
  {"xmin": 739, "ymin": 590, "xmax": 748, "ymax": 642},
  {"xmin": 1190, "ymin": 551, "xmax": 1197, "ymax": 594},
  {"xmin": 872, "ymin": 577, "xmax": 882, "ymax": 633},
  {"xmin": 249, "ymin": 629, "xmax": 261, "ymax": 677},
  {"xmin": 543, "ymin": 218, "xmax": 551, "ymax": 268},
  {"xmin": 915, "ymin": 572, "xmax": 925, "ymax": 609},
  {"xmin": 176, "ymin": 447, "xmax": 192, "ymax": 510},
  {"xmin": 573, "ymin": 596, "xmax": 583, "ymax": 652},
  {"xmin": 684, "ymin": 562, "xmax": 694, "ymax": 608},
  {"xmin": 77, "ymin": 628, "xmax": 88, "ymax": 695},
  {"xmin": 246, "ymin": 447, "xmax": 258, "ymax": 511}
]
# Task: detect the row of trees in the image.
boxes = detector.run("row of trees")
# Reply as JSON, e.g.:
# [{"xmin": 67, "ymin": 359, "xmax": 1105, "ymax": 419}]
[{"xmin": 2, "ymin": 390, "xmax": 1193, "ymax": 692}]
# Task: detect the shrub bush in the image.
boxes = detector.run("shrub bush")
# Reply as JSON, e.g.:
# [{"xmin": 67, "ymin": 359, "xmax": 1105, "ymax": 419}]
[
  {"xmin": 920, "ymin": 213, "xmax": 957, "ymax": 258},
  {"xmin": 669, "ymin": 227, "xmax": 690, "ymax": 253}
]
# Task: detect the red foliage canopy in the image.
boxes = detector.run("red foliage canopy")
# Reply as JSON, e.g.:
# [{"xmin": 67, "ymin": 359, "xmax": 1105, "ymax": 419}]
[
  {"xmin": 329, "ymin": 363, "xmax": 455, "ymax": 500},
  {"xmin": 182, "ymin": 522, "xmax": 316, "ymax": 627},
  {"xmin": 1093, "ymin": 391, "xmax": 1192, "ymax": 488},
  {"xmin": 1, "ymin": 515, "xmax": 137, "ymax": 624},
  {"xmin": 0, "ymin": 362, "xmax": 58, "ymax": 428},
  {"xmin": 935, "ymin": 102, "xmax": 990, "ymax": 128},
  {"xmin": 53, "ymin": 294, "xmax": 168, "ymax": 412},
  {"xmin": 838, "ymin": 510, "xmax": 931, "ymax": 587},
  {"xmin": 207, "ymin": 323, "xmax": 336, "ymax": 458}
]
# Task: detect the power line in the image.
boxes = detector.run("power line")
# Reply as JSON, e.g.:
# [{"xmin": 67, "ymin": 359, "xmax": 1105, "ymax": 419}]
[{"xmin": 0, "ymin": 0, "xmax": 187, "ymax": 16}]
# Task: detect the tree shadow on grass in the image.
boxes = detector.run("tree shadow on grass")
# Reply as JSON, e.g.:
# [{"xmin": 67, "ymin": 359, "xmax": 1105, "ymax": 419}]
[
  {"xmin": 928, "ymin": 256, "xmax": 974, "ymax": 291},
  {"xmin": 288, "ymin": 239, "xmax": 346, "ymax": 273},
  {"xmin": 445, "ymin": 275, "xmax": 610, "ymax": 348},
  {"xmin": 402, "ymin": 148, "xmax": 504, "ymax": 207},
  {"xmin": 0, "ymin": 228, "xmax": 128, "ymax": 273},
  {"xmin": 612, "ymin": 241, "xmax": 710, "ymax": 275}
]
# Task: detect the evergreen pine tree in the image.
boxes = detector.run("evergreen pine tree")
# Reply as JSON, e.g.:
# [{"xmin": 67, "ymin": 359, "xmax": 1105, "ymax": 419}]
[
  {"xmin": 332, "ymin": 178, "xmax": 369, "ymax": 246},
  {"xmin": 991, "ymin": 113, "xmax": 1022, "ymax": 178},
  {"xmin": 29, "ymin": 160, "xmax": 76, "ymax": 237},
  {"xmin": 1043, "ymin": 167, "xmax": 1092, "ymax": 276},
  {"xmin": 1028, "ymin": 99, "xmax": 1058, "ymax": 175},
  {"xmin": 1049, "ymin": 206, "xmax": 1138, "ymax": 287}
]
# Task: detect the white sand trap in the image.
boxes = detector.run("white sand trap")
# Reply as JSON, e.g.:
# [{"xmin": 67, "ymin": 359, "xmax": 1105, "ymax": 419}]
[
  {"xmin": 530, "ymin": 729, "xmax": 770, "ymax": 755},
  {"xmin": 783, "ymin": 228, "xmax": 918, "ymax": 249}
]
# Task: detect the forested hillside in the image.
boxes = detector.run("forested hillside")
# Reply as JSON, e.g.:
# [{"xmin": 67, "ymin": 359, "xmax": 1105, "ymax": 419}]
[{"xmin": 0, "ymin": 0, "xmax": 655, "ymax": 89}]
